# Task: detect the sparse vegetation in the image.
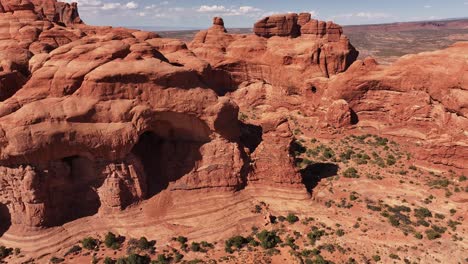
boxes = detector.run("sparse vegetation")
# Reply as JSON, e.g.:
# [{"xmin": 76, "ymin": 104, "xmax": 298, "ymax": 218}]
[
  {"xmin": 343, "ymin": 167, "xmax": 359, "ymax": 178},
  {"xmin": 81, "ymin": 237, "xmax": 99, "ymax": 251}
]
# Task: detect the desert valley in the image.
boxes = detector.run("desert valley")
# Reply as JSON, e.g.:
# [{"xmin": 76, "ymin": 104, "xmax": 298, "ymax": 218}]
[{"xmin": 0, "ymin": 0, "xmax": 467, "ymax": 263}]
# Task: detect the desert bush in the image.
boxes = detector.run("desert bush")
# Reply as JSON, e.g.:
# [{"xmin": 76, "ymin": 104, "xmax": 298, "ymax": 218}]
[
  {"xmin": 335, "ymin": 229, "xmax": 345, "ymax": 237},
  {"xmin": 448, "ymin": 220, "xmax": 461, "ymax": 231},
  {"xmin": 414, "ymin": 207, "xmax": 432, "ymax": 219},
  {"xmin": 190, "ymin": 242, "xmax": 201, "ymax": 252},
  {"xmin": 50, "ymin": 257, "xmax": 65, "ymax": 263},
  {"xmin": 104, "ymin": 257, "xmax": 116, "ymax": 264},
  {"xmin": 105, "ymin": 232, "xmax": 123, "ymax": 250},
  {"xmin": 81, "ymin": 237, "xmax": 99, "ymax": 250},
  {"xmin": 225, "ymin": 236, "xmax": 248, "ymax": 253},
  {"xmin": 414, "ymin": 232, "xmax": 423, "ymax": 239},
  {"xmin": 65, "ymin": 245, "xmax": 82, "ymax": 256},
  {"xmin": 386, "ymin": 155, "xmax": 397, "ymax": 166},
  {"xmin": 343, "ymin": 167, "xmax": 359, "ymax": 178},
  {"xmin": 307, "ymin": 227, "xmax": 325, "ymax": 245},
  {"xmin": 286, "ymin": 213, "xmax": 299, "ymax": 224},
  {"xmin": 425, "ymin": 229, "xmax": 441, "ymax": 240},
  {"xmin": 256, "ymin": 230, "xmax": 281, "ymax": 249},
  {"xmin": 0, "ymin": 246, "xmax": 12, "ymax": 259}
]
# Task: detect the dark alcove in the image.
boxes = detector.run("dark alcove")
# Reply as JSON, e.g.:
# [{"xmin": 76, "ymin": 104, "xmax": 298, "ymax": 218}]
[
  {"xmin": 0, "ymin": 203, "xmax": 11, "ymax": 237},
  {"xmin": 300, "ymin": 163, "xmax": 339, "ymax": 193},
  {"xmin": 131, "ymin": 131, "xmax": 203, "ymax": 198},
  {"xmin": 239, "ymin": 122, "xmax": 263, "ymax": 153},
  {"xmin": 45, "ymin": 156, "xmax": 103, "ymax": 227}
]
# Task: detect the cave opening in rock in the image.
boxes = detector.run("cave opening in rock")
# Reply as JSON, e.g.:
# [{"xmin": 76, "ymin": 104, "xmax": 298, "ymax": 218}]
[
  {"xmin": 46, "ymin": 156, "xmax": 103, "ymax": 226},
  {"xmin": 300, "ymin": 163, "xmax": 339, "ymax": 193},
  {"xmin": 239, "ymin": 122, "xmax": 263, "ymax": 153},
  {"xmin": 0, "ymin": 203, "xmax": 11, "ymax": 237},
  {"xmin": 131, "ymin": 131, "xmax": 203, "ymax": 198},
  {"xmin": 311, "ymin": 86, "xmax": 317, "ymax": 94},
  {"xmin": 350, "ymin": 109, "xmax": 359, "ymax": 125}
]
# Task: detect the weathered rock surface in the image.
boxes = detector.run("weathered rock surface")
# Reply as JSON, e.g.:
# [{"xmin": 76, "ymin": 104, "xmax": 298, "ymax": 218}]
[
  {"xmin": 190, "ymin": 13, "xmax": 359, "ymax": 91},
  {"xmin": 253, "ymin": 12, "xmax": 344, "ymax": 41},
  {"xmin": 0, "ymin": 3, "xmax": 467, "ymax": 262},
  {"xmin": 311, "ymin": 43, "xmax": 468, "ymax": 169}
]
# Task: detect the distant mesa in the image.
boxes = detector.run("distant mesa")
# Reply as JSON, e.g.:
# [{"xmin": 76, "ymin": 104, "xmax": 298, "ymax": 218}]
[{"xmin": 254, "ymin": 12, "xmax": 343, "ymax": 42}]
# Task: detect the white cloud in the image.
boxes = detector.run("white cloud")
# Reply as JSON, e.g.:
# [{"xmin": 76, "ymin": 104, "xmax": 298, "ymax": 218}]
[
  {"xmin": 196, "ymin": 5, "xmax": 263, "ymax": 16},
  {"xmin": 101, "ymin": 2, "xmax": 121, "ymax": 10},
  {"xmin": 197, "ymin": 5, "xmax": 228, "ymax": 13},
  {"xmin": 355, "ymin": 12, "xmax": 392, "ymax": 19},
  {"xmin": 126, "ymin": 1, "xmax": 138, "ymax": 9},
  {"xmin": 331, "ymin": 12, "xmax": 394, "ymax": 21},
  {"xmin": 424, "ymin": 5, "xmax": 432, "ymax": 8}
]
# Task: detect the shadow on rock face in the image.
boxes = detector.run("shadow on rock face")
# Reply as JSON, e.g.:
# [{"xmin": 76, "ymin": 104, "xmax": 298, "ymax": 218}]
[
  {"xmin": 239, "ymin": 122, "xmax": 263, "ymax": 153},
  {"xmin": 131, "ymin": 131, "xmax": 203, "ymax": 198},
  {"xmin": 300, "ymin": 163, "xmax": 339, "ymax": 193},
  {"xmin": 0, "ymin": 203, "xmax": 11, "ymax": 237},
  {"xmin": 46, "ymin": 156, "xmax": 104, "ymax": 227}
]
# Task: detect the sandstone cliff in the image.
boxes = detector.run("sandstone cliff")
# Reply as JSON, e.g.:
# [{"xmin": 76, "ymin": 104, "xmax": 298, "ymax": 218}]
[{"xmin": 0, "ymin": 3, "xmax": 466, "ymax": 263}]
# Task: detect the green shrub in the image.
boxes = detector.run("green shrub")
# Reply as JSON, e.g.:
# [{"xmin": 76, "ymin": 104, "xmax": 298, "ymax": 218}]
[
  {"xmin": 200, "ymin": 241, "xmax": 214, "ymax": 249},
  {"xmin": 372, "ymin": 255, "xmax": 381, "ymax": 262},
  {"xmin": 414, "ymin": 207, "xmax": 432, "ymax": 219},
  {"xmin": 425, "ymin": 229, "xmax": 441, "ymax": 240},
  {"xmin": 137, "ymin": 237, "xmax": 154, "ymax": 250},
  {"xmin": 225, "ymin": 236, "xmax": 248, "ymax": 253},
  {"xmin": 65, "ymin": 245, "xmax": 82, "ymax": 256},
  {"xmin": 81, "ymin": 237, "xmax": 99, "ymax": 250},
  {"xmin": 175, "ymin": 236, "xmax": 188, "ymax": 245},
  {"xmin": 389, "ymin": 253, "xmax": 400, "ymax": 260},
  {"xmin": 307, "ymin": 227, "xmax": 325, "ymax": 245},
  {"xmin": 105, "ymin": 232, "xmax": 123, "ymax": 250},
  {"xmin": 388, "ymin": 215, "xmax": 400, "ymax": 227},
  {"xmin": 367, "ymin": 204, "xmax": 382, "ymax": 211},
  {"xmin": 414, "ymin": 232, "xmax": 423, "ymax": 239},
  {"xmin": 386, "ymin": 155, "xmax": 396, "ymax": 166},
  {"xmin": 0, "ymin": 246, "xmax": 13, "ymax": 259},
  {"xmin": 335, "ymin": 229, "xmax": 345, "ymax": 237},
  {"xmin": 256, "ymin": 230, "xmax": 281, "ymax": 249},
  {"xmin": 50, "ymin": 257, "xmax": 65, "ymax": 263},
  {"xmin": 431, "ymin": 225, "xmax": 446, "ymax": 234},
  {"xmin": 190, "ymin": 242, "xmax": 201, "ymax": 252},
  {"xmin": 434, "ymin": 213, "xmax": 445, "ymax": 220},
  {"xmin": 104, "ymin": 257, "xmax": 116, "ymax": 264},
  {"xmin": 286, "ymin": 213, "xmax": 299, "ymax": 224},
  {"xmin": 343, "ymin": 167, "xmax": 359, "ymax": 178},
  {"xmin": 448, "ymin": 220, "xmax": 461, "ymax": 231}
]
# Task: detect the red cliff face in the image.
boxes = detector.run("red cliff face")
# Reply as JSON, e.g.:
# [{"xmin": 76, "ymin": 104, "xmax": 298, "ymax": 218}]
[{"xmin": 0, "ymin": 4, "xmax": 466, "ymax": 260}]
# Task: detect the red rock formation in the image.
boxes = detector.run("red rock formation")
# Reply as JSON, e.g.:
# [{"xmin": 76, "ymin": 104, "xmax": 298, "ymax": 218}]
[
  {"xmin": 254, "ymin": 13, "xmax": 300, "ymax": 38},
  {"xmin": 306, "ymin": 43, "xmax": 468, "ymax": 169},
  {"xmin": 0, "ymin": 2, "xmax": 467, "ymax": 259},
  {"xmin": 253, "ymin": 12, "xmax": 344, "ymax": 42},
  {"xmin": 190, "ymin": 12, "xmax": 358, "ymax": 90}
]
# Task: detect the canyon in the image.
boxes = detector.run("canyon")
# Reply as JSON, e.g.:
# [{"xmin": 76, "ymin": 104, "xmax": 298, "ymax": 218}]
[{"xmin": 0, "ymin": 1, "xmax": 466, "ymax": 263}]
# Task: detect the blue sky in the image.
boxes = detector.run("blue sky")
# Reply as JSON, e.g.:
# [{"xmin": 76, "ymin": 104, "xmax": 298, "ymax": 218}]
[{"xmin": 68, "ymin": 0, "xmax": 468, "ymax": 28}]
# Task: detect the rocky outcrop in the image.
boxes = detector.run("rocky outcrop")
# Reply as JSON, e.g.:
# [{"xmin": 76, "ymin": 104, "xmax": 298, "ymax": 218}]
[
  {"xmin": 254, "ymin": 13, "xmax": 301, "ymax": 38},
  {"xmin": 254, "ymin": 12, "xmax": 343, "ymax": 41},
  {"xmin": 0, "ymin": 1, "xmax": 467, "ymax": 256},
  {"xmin": 0, "ymin": 0, "xmax": 256, "ymax": 233},
  {"xmin": 190, "ymin": 12, "xmax": 358, "ymax": 90},
  {"xmin": 310, "ymin": 43, "xmax": 468, "ymax": 169},
  {"xmin": 0, "ymin": 0, "xmax": 82, "ymax": 25}
]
